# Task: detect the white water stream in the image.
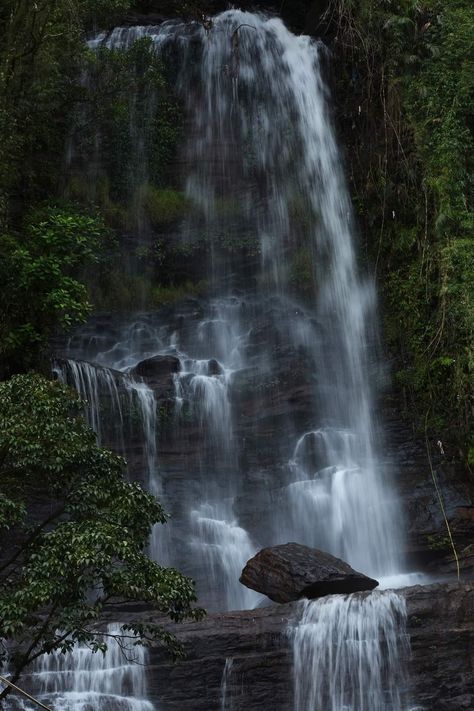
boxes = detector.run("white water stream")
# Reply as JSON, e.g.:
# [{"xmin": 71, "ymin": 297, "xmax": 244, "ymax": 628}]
[
  {"xmin": 293, "ymin": 592, "xmax": 410, "ymax": 711},
  {"xmin": 8, "ymin": 625, "xmax": 153, "ymax": 711},
  {"xmin": 29, "ymin": 10, "xmax": 419, "ymax": 710}
]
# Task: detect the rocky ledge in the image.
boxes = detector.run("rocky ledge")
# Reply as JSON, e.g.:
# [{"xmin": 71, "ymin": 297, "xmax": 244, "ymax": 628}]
[{"xmin": 145, "ymin": 582, "xmax": 474, "ymax": 711}]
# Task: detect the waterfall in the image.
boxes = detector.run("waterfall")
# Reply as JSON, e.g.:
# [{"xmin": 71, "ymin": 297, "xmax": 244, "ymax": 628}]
[
  {"xmin": 125, "ymin": 378, "xmax": 170, "ymax": 565},
  {"xmin": 53, "ymin": 359, "xmax": 124, "ymax": 448},
  {"xmin": 191, "ymin": 502, "xmax": 262, "ymax": 611},
  {"xmin": 292, "ymin": 592, "xmax": 409, "ymax": 711},
  {"xmin": 8, "ymin": 624, "xmax": 153, "ymax": 711},
  {"xmin": 61, "ymin": 8, "xmax": 405, "ymax": 601},
  {"xmin": 46, "ymin": 8, "xmax": 418, "ymax": 708},
  {"xmin": 176, "ymin": 10, "xmax": 402, "ymax": 578}
]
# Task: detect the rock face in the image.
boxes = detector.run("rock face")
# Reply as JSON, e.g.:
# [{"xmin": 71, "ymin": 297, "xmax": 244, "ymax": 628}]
[
  {"xmin": 131, "ymin": 354, "xmax": 181, "ymax": 379},
  {"xmin": 52, "ymin": 300, "xmax": 474, "ymax": 608},
  {"xmin": 130, "ymin": 354, "xmax": 180, "ymax": 394},
  {"xmin": 144, "ymin": 583, "xmax": 474, "ymax": 711},
  {"xmin": 51, "ymin": 295, "xmax": 474, "ymax": 608},
  {"xmin": 239, "ymin": 542, "xmax": 378, "ymax": 602}
]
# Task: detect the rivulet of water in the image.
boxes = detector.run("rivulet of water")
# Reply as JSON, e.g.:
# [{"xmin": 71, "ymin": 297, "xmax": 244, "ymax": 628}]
[
  {"xmin": 220, "ymin": 657, "xmax": 234, "ymax": 711},
  {"xmin": 6, "ymin": 624, "xmax": 153, "ymax": 711}
]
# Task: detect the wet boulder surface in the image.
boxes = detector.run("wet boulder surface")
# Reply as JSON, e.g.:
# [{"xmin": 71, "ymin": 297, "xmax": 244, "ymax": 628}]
[{"xmin": 239, "ymin": 542, "xmax": 379, "ymax": 602}]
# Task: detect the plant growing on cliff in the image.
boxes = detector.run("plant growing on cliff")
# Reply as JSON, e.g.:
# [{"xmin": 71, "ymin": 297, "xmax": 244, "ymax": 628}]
[
  {"xmin": 68, "ymin": 38, "xmax": 183, "ymax": 211},
  {"xmin": 0, "ymin": 205, "xmax": 112, "ymax": 378},
  {"xmin": 0, "ymin": 0, "xmax": 133, "ymax": 224},
  {"xmin": 325, "ymin": 0, "xmax": 474, "ymax": 456},
  {"xmin": 0, "ymin": 374, "xmax": 202, "ymax": 704}
]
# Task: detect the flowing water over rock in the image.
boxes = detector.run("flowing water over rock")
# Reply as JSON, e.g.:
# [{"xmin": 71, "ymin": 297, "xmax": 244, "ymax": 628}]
[
  {"xmin": 220, "ymin": 657, "xmax": 234, "ymax": 711},
  {"xmin": 292, "ymin": 592, "xmax": 409, "ymax": 711},
  {"xmin": 43, "ymin": 9, "xmax": 416, "ymax": 710},
  {"xmin": 9, "ymin": 625, "xmax": 153, "ymax": 711}
]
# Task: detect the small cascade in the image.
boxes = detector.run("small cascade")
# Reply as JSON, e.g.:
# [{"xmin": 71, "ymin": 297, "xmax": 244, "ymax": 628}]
[
  {"xmin": 55, "ymin": 350, "xmax": 170, "ymax": 564},
  {"xmin": 220, "ymin": 658, "xmax": 234, "ymax": 711},
  {"xmin": 125, "ymin": 379, "xmax": 170, "ymax": 564},
  {"xmin": 175, "ymin": 357, "xmax": 232, "ymax": 448},
  {"xmin": 190, "ymin": 372, "xmax": 230, "ymax": 439},
  {"xmin": 276, "ymin": 429, "xmax": 400, "ymax": 576},
  {"xmin": 10, "ymin": 625, "xmax": 153, "ymax": 711},
  {"xmin": 292, "ymin": 592, "xmax": 410, "ymax": 711},
  {"xmin": 191, "ymin": 503, "xmax": 261, "ymax": 611},
  {"xmin": 53, "ymin": 359, "xmax": 124, "ymax": 447}
]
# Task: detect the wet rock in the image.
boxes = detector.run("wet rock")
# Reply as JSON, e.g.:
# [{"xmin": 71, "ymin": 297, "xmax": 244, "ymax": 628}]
[
  {"xmin": 144, "ymin": 582, "xmax": 474, "ymax": 711},
  {"xmin": 381, "ymin": 401, "xmax": 474, "ymax": 570},
  {"xmin": 132, "ymin": 354, "xmax": 181, "ymax": 378},
  {"xmin": 130, "ymin": 355, "xmax": 181, "ymax": 396},
  {"xmin": 208, "ymin": 358, "xmax": 222, "ymax": 375},
  {"xmin": 239, "ymin": 542, "xmax": 378, "ymax": 602}
]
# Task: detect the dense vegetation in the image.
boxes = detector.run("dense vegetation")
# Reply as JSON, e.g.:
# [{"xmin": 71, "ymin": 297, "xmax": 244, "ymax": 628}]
[
  {"xmin": 0, "ymin": 0, "xmax": 201, "ymax": 692},
  {"xmin": 0, "ymin": 374, "xmax": 202, "ymax": 701},
  {"xmin": 321, "ymin": 0, "xmax": 473, "ymax": 461}
]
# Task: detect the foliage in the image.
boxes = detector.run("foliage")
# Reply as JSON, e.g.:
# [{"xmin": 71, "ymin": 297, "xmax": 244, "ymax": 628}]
[
  {"xmin": 68, "ymin": 38, "xmax": 183, "ymax": 212},
  {"xmin": 0, "ymin": 3, "xmax": 192, "ymax": 367},
  {"xmin": 0, "ymin": 374, "xmax": 202, "ymax": 701},
  {"xmin": 328, "ymin": 0, "xmax": 473, "ymax": 456},
  {"xmin": 139, "ymin": 185, "xmax": 192, "ymax": 225},
  {"xmin": 90, "ymin": 269, "xmax": 206, "ymax": 312},
  {"xmin": 0, "ymin": 206, "xmax": 111, "ymax": 377},
  {"xmin": 0, "ymin": 0, "xmax": 133, "ymax": 225}
]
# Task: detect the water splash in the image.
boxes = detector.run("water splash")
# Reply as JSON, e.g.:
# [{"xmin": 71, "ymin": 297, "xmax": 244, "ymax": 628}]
[{"xmin": 292, "ymin": 592, "xmax": 410, "ymax": 711}]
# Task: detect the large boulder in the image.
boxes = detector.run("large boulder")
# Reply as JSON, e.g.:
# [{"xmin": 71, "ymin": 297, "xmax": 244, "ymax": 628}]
[
  {"xmin": 130, "ymin": 355, "xmax": 180, "ymax": 395},
  {"xmin": 240, "ymin": 542, "xmax": 378, "ymax": 603}
]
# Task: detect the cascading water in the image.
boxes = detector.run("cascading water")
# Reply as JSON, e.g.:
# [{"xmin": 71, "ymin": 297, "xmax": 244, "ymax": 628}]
[
  {"xmin": 53, "ymin": 359, "xmax": 124, "ymax": 448},
  {"xmin": 44, "ymin": 9, "xmax": 417, "ymax": 710},
  {"xmin": 292, "ymin": 592, "xmax": 410, "ymax": 711},
  {"xmin": 8, "ymin": 624, "xmax": 153, "ymax": 711}
]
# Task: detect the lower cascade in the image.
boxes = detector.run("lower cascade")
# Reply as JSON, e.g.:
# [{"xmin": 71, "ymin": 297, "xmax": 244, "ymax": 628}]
[
  {"xmin": 293, "ymin": 592, "xmax": 410, "ymax": 711},
  {"xmin": 8, "ymin": 625, "xmax": 153, "ymax": 711}
]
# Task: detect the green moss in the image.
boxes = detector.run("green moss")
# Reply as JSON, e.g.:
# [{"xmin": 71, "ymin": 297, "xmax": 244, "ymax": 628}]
[
  {"xmin": 70, "ymin": 38, "xmax": 183, "ymax": 208},
  {"xmin": 468, "ymin": 446, "xmax": 474, "ymax": 467},
  {"xmin": 150, "ymin": 280, "xmax": 207, "ymax": 307},
  {"xmin": 138, "ymin": 185, "xmax": 192, "ymax": 225},
  {"xmin": 90, "ymin": 269, "xmax": 206, "ymax": 313}
]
